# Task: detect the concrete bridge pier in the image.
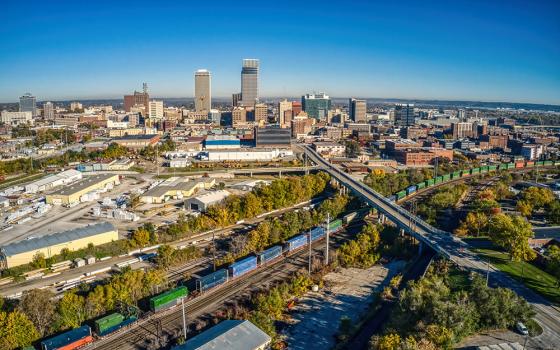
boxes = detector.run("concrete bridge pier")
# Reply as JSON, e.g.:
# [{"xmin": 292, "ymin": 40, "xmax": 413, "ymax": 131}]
[
  {"xmin": 418, "ymin": 241, "xmax": 424, "ymax": 255},
  {"xmin": 400, "ymin": 228, "xmax": 405, "ymax": 237}
]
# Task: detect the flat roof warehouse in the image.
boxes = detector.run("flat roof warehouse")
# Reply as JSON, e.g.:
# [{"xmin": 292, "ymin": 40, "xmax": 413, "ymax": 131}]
[{"xmin": 50, "ymin": 174, "xmax": 117, "ymax": 196}]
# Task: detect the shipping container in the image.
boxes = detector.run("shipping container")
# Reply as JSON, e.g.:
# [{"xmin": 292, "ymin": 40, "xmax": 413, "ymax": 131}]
[
  {"xmin": 406, "ymin": 185, "xmax": 417, "ymax": 195},
  {"xmin": 442, "ymin": 174, "xmax": 451, "ymax": 181},
  {"xmin": 308, "ymin": 227, "xmax": 325, "ymax": 242},
  {"xmin": 480, "ymin": 166, "xmax": 489, "ymax": 173},
  {"xmin": 434, "ymin": 176, "xmax": 444, "ymax": 184},
  {"xmin": 535, "ymin": 161, "xmax": 544, "ymax": 166},
  {"xmin": 328, "ymin": 219, "xmax": 343, "ymax": 233},
  {"xmin": 149, "ymin": 286, "xmax": 188, "ymax": 312},
  {"xmin": 94, "ymin": 313, "xmax": 137, "ymax": 336},
  {"xmin": 461, "ymin": 170, "xmax": 470, "ymax": 177},
  {"xmin": 387, "ymin": 195, "xmax": 397, "ymax": 202},
  {"xmin": 452, "ymin": 171, "xmax": 461, "ymax": 179},
  {"xmin": 258, "ymin": 245, "xmax": 283, "ymax": 263},
  {"xmin": 396, "ymin": 190, "xmax": 406, "ymax": 200},
  {"xmin": 426, "ymin": 179, "xmax": 436, "ymax": 186},
  {"xmin": 228, "ymin": 256, "xmax": 258, "ymax": 278},
  {"xmin": 499, "ymin": 163, "xmax": 508, "ymax": 170},
  {"xmin": 544, "ymin": 161, "xmax": 553, "ymax": 166},
  {"xmin": 197, "ymin": 268, "xmax": 228, "ymax": 292},
  {"xmin": 416, "ymin": 182, "xmax": 426, "ymax": 190},
  {"xmin": 343, "ymin": 211, "xmax": 357, "ymax": 224},
  {"xmin": 41, "ymin": 326, "xmax": 93, "ymax": 350},
  {"xmin": 526, "ymin": 161, "xmax": 535, "ymax": 167},
  {"xmin": 285, "ymin": 234, "xmax": 308, "ymax": 252},
  {"xmin": 488, "ymin": 165, "xmax": 497, "ymax": 171},
  {"xmin": 471, "ymin": 167, "xmax": 480, "ymax": 174},
  {"xmin": 515, "ymin": 161, "xmax": 525, "ymax": 169},
  {"xmin": 506, "ymin": 162, "xmax": 515, "ymax": 169}
]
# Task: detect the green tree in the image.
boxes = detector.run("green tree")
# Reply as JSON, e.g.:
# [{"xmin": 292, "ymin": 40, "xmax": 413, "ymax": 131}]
[
  {"xmin": 0, "ymin": 310, "xmax": 40, "ymax": 350},
  {"xmin": 488, "ymin": 214, "xmax": 536, "ymax": 262},
  {"xmin": 18, "ymin": 289, "xmax": 56, "ymax": 336},
  {"xmin": 345, "ymin": 140, "xmax": 361, "ymax": 158},
  {"xmin": 131, "ymin": 227, "xmax": 150, "ymax": 247},
  {"xmin": 56, "ymin": 291, "xmax": 87, "ymax": 330},
  {"xmin": 516, "ymin": 200, "xmax": 533, "ymax": 217},
  {"xmin": 547, "ymin": 201, "xmax": 560, "ymax": 224},
  {"xmin": 521, "ymin": 187, "xmax": 555, "ymax": 210}
]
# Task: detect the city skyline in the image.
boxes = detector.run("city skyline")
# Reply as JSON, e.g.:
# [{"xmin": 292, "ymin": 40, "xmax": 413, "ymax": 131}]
[{"xmin": 1, "ymin": 0, "xmax": 559, "ymax": 105}]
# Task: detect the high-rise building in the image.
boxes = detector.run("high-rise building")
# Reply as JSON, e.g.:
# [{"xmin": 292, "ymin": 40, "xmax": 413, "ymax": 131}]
[
  {"xmin": 292, "ymin": 101, "xmax": 302, "ymax": 116},
  {"xmin": 302, "ymin": 93, "xmax": 331, "ymax": 120},
  {"xmin": 1, "ymin": 111, "xmax": 33, "ymax": 126},
  {"xmin": 451, "ymin": 122, "xmax": 475, "ymax": 139},
  {"xmin": 19, "ymin": 93, "xmax": 37, "ymax": 116},
  {"xmin": 208, "ymin": 109, "xmax": 221, "ymax": 125},
  {"xmin": 148, "ymin": 100, "xmax": 164, "ymax": 119},
  {"xmin": 349, "ymin": 98, "xmax": 366, "ymax": 122},
  {"xmin": 124, "ymin": 84, "xmax": 149, "ymax": 112},
  {"xmin": 278, "ymin": 100, "xmax": 292, "ymax": 128},
  {"xmin": 232, "ymin": 107, "xmax": 247, "ymax": 126},
  {"xmin": 195, "ymin": 69, "xmax": 211, "ymax": 112},
  {"xmin": 394, "ymin": 104, "xmax": 416, "ymax": 127},
  {"xmin": 70, "ymin": 102, "xmax": 83, "ymax": 112},
  {"xmin": 254, "ymin": 103, "xmax": 268, "ymax": 124},
  {"xmin": 232, "ymin": 93, "xmax": 242, "ymax": 107},
  {"xmin": 43, "ymin": 102, "xmax": 54, "ymax": 120},
  {"xmin": 240, "ymin": 59, "xmax": 259, "ymax": 106}
]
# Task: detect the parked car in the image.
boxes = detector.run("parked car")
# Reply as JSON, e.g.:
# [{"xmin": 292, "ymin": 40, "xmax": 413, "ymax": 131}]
[{"xmin": 516, "ymin": 321, "xmax": 529, "ymax": 336}]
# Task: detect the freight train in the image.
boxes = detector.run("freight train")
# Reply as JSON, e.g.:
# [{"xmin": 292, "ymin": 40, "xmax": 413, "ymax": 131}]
[
  {"xmin": 388, "ymin": 160, "xmax": 559, "ymax": 202},
  {"xmin": 32, "ymin": 218, "xmax": 348, "ymax": 350}
]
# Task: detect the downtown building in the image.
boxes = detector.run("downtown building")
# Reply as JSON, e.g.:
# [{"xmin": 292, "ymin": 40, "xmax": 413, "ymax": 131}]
[
  {"xmin": 240, "ymin": 59, "xmax": 259, "ymax": 106},
  {"xmin": 302, "ymin": 93, "xmax": 331, "ymax": 120},
  {"xmin": 195, "ymin": 69, "xmax": 211, "ymax": 112},
  {"xmin": 349, "ymin": 98, "xmax": 367, "ymax": 122},
  {"xmin": 124, "ymin": 83, "xmax": 149, "ymax": 112},
  {"xmin": 19, "ymin": 93, "xmax": 37, "ymax": 116},
  {"xmin": 394, "ymin": 103, "xmax": 416, "ymax": 127}
]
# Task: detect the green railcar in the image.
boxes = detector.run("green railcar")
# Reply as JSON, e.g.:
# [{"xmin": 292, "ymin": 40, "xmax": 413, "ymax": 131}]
[
  {"xmin": 426, "ymin": 179, "xmax": 436, "ymax": 186},
  {"xmin": 499, "ymin": 163, "xmax": 508, "ymax": 170},
  {"xmin": 95, "ymin": 313, "xmax": 125, "ymax": 334},
  {"xmin": 544, "ymin": 161, "xmax": 553, "ymax": 166},
  {"xmin": 480, "ymin": 166, "xmax": 489, "ymax": 173},
  {"xmin": 452, "ymin": 171, "xmax": 461, "ymax": 179},
  {"xmin": 435, "ymin": 176, "xmax": 444, "ymax": 184},
  {"xmin": 471, "ymin": 167, "xmax": 480, "ymax": 174},
  {"xmin": 442, "ymin": 174, "xmax": 451, "ymax": 181},
  {"xmin": 396, "ymin": 190, "xmax": 407, "ymax": 200},
  {"xmin": 416, "ymin": 182, "xmax": 426, "ymax": 190},
  {"xmin": 555, "ymin": 161, "xmax": 560, "ymax": 166},
  {"xmin": 461, "ymin": 170, "xmax": 470, "ymax": 177},
  {"xmin": 150, "ymin": 286, "xmax": 188, "ymax": 312},
  {"xmin": 328, "ymin": 219, "xmax": 343, "ymax": 232},
  {"xmin": 506, "ymin": 162, "xmax": 515, "ymax": 169},
  {"xmin": 488, "ymin": 165, "xmax": 497, "ymax": 171}
]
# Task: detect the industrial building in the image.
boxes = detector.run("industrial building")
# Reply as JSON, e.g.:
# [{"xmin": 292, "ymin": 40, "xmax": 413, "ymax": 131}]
[
  {"xmin": 171, "ymin": 320, "xmax": 271, "ymax": 350},
  {"xmin": 140, "ymin": 177, "xmax": 215, "ymax": 204},
  {"xmin": 254, "ymin": 126, "xmax": 291, "ymax": 148},
  {"xmin": 199, "ymin": 149, "xmax": 293, "ymax": 162},
  {"xmin": 0, "ymin": 222, "xmax": 118, "ymax": 269},
  {"xmin": 25, "ymin": 169, "xmax": 83, "ymax": 194},
  {"xmin": 112, "ymin": 134, "xmax": 160, "ymax": 150},
  {"xmin": 204, "ymin": 135, "xmax": 240, "ymax": 149},
  {"xmin": 186, "ymin": 190, "xmax": 230, "ymax": 212},
  {"xmin": 46, "ymin": 174, "xmax": 120, "ymax": 205}
]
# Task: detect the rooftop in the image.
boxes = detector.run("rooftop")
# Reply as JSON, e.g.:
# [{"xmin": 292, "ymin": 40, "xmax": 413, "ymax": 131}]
[
  {"xmin": 50, "ymin": 173, "xmax": 117, "ymax": 196},
  {"xmin": 191, "ymin": 190, "xmax": 230, "ymax": 205},
  {"xmin": 112, "ymin": 134, "xmax": 159, "ymax": 140},
  {"xmin": 171, "ymin": 320, "xmax": 271, "ymax": 350},
  {"xmin": 0, "ymin": 222, "xmax": 115, "ymax": 257}
]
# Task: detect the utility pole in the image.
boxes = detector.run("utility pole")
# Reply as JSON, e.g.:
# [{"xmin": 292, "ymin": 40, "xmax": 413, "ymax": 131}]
[
  {"xmin": 308, "ymin": 228, "xmax": 312, "ymax": 275},
  {"xmin": 156, "ymin": 143, "xmax": 159, "ymax": 177},
  {"xmin": 325, "ymin": 212, "xmax": 330, "ymax": 265},
  {"xmin": 181, "ymin": 297, "xmax": 187, "ymax": 341}
]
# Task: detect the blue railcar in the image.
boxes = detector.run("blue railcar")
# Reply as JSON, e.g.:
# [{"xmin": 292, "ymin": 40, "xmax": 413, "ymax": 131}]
[
  {"xmin": 406, "ymin": 185, "xmax": 417, "ymax": 195},
  {"xmin": 197, "ymin": 268, "xmax": 228, "ymax": 292},
  {"xmin": 285, "ymin": 234, "xmax": 308, "ymax": 252},
  {"xmin": 228, "ymin": 256, "xmax": 258, "ymax": 278},
  {"xmin": 139, "ymin": 253, "xmax": 157, "ymax": 261},
  {"xmin": 258, "ymin": 245, "xmax": 283, "ymax": 264},
  {"xmin": 41, "ymin": 325, "xmax": 93, "ymax": 350},
  {"xmin": 309, "ymin": 227, "xmax": 326, "ymax": 242}
]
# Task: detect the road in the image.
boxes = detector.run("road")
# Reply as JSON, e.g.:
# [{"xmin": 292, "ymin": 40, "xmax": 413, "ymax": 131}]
[{"xmin": 298, "ymin": 145, "xmax": 560, "ymax": 347}]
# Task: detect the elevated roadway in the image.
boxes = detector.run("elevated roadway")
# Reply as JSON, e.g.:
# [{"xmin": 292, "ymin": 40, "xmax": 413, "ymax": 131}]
[{"xmin": 299, "ymin": 144, "xmax": 560, "ymax": 346}]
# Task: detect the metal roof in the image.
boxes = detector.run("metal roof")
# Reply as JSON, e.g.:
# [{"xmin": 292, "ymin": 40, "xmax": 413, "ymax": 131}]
[
  {"xmin": 0, "ymin": 222, "xmax": 115, "ymax": 257},
  {"xmin": 172, "ymin": 320, "xmax": 271, "ymax": 350},
  {"xmin": 50, "ymin": 174, "xmax": 117, "ymax": 196}
]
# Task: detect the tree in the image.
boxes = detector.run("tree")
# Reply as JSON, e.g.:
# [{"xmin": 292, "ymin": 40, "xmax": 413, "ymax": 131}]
[
  {"xmin": 156, "ymin": 244, "xmax": 175, "ymax": 269},
  {"xmin": 0, "ymin": 310, "xmax": 39, "ymax": 350},
  {"xmin": 131, "ymin": 227, "xmax": 150, "ymax": 247},
  {"xmin": 516, "ymin": 200, "xmax": 533, "ymax": 217},
  {"xmin": 547, "ymin": 201, "xmax": 560, "ymax": 224},
  {"xmin": 521, "ymin": 187, "xmax": 555, "ymax": 210},
  {"xmin": 464, "ymin": 212, "xmax": 488, "ymax": 237},
  {"xmin": 31, "ymin": 252, "xmax": 47, "ymax": 269},
  {"xmin": 345, "ymin": 140, "xmax": 361, "ymax": 158},
  {"xmin": 488, "ymin": 214, "xmax": 536, "ymax": 262},
  {"xmin": 56, "ymin": 291, "xmax": 87, "ymax": 330},
  {"xmin": 18, "ymin": 289, "xmax": 56, "ymax": 336}
]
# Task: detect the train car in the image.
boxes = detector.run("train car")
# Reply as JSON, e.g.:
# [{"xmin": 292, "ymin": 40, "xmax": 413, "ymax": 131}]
[
  {"xmin": 535, "ymin": 161, "xmax": 544, "ymax": 166},
  {"xmin": 387, "ymin": 195, "xmax": 397, "ymax": 202},
  {"xmin": 228, "ymin": 256, "xmax": 258, "ymax": 278},
  {"xmin": 406, "ymin": 185, "xmax": 417, "ymax": 195},
  {"xmin": 285, "ymin": 234, "xmax": 308, "ymax": 252},
  {"xmin": 434, "ymin": 176, "xmax": 444, "ymax": 184},
  {"xmin": 460, "ymin": 170, "xmax": 469, "ymax": 177},
  {"xmin": 442, "ymin": 174, "xmax": 451, "ymax": 181},
  {"xmin": 41, "ymin": 325, "xmax": 93, "ymax": 350},
  {"xmin": 149, "ymin": 286, "xmax": 188, "ymax": 312},
  {"xmin": 343, "ymin": 211, "xmax": 358, "ymax": 224},
  {"xmin": 138, "ymin": 253, "xmax": 157, "ymax": 262},
  {"xmin": 498, "ymin": 163, "xmax": 508, "ymax": 170},
  {"xmin": 328, "ymin": 219, "xmax": 343, "ymax": 233},
  {"xmin": 555, "ymin": 161, "xmax": 560, "ymax": 166},
  {"xmin": 308, "ymin": 227, "xmax": 325, "ymax": 242},
  {"xmin": 426, "ymin": 178, "xmax": 436, "ymax": 186},
  {"xmin": 452, "ymin": 171, "xmax": 461, "ymax": 179},
  {"xmin": 506, "ymin": 162, "xmax": 515, "ymax": 169},
  {"xmin": 471, "ymin": 167, "xmax": 480, "ymax": 174},
  {"xmin": 526, "ymin": 161, "xmax": 535, "ymax": 167},
  {"xmin": 258, "ymin": 245, "xmax": 283, "ymax": 264},
  {"xmin": 479, "ymin": 165, "xmax": 489, "ymax": 173},
  {"xmin": 416, "ymin": 182, "xmax": 426, "ymax": 190},
  {"xmin": 94, "ymin": 312, "xmax": 137, "ymax": 336},
  {"xmin": 396, "ymin": 190, "xmax": 407, "ymax": 200},
  {"xmin": 515, "ymin": 161, "xmax": 525, "ymax": 169},
  {"xmin": 544, "ymin": 160, "xmax": 553, "ymax": 166},
  {"xmin": 196, "ymin": 268, "xmax": 228, "ymax": 292},
  {"xmin": 488, "ymin": 165, "xmax": 497, "ymax": 171}
]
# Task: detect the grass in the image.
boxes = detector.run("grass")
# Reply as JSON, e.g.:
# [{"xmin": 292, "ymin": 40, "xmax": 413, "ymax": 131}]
[
  {"xmin": 447, "ymin": 267, "xmax": 471, "ymax": 292},
  {"xmin": 474, "ymin": 248, "xmax": 560, "ymax": 306},
  {"xmin": 0, "ymin": 172, "xmax": 44, "ymax": 190}
]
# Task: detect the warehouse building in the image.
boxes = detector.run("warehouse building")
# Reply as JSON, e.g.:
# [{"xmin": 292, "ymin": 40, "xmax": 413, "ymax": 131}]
[
  {"xmin": 112, "ymin": 134, "xmax": 160, "ymax": 150},
  {"xmin": 171, "ymin": 320, "xmax": 271, "ymax": 350},
  {"xmin": 185, "ymin": 190, "xmax": 230, "ymax": 212},
  {"xmin": 254, "ymin": 126, "xmax": 291, "ymax": 148},
  {"xmin": 140, "ymin": 177, "xmax": 216, "ymax": 204},
  {"xmin": 0, "ymin": 222, "xmax": 118, "ymax": 270},
  {"xmin": 25, "ymin": 169, "xmax": 83, "ymax": 194},
  {"xmin": 198, "ymin": 149, "xmax": 293, "ymax": 162},
  {"xmin": 204, "ymin": 135, "xmax": 241, "ymax": 150},
  {"xmin": 46, "ymin": 174, "xmax": 120, "ymax": 205}
]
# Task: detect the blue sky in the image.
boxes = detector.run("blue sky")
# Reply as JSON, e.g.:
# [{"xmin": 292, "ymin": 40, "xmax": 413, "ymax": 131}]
[{"xmin": 1, "ymin": 0, "xmax": 559, "ymax": 104}]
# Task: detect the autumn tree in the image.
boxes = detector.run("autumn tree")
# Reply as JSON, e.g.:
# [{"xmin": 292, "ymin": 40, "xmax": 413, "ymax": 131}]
[
  {"xmin": 130, "ymin": 227, "xmax": 150, "ymax": 247},
  {"xmin": 0, "ymin": 310, "xmax": 39, "ymax": 350},
  {"xmin": 18, "ymin": 289, "xmax": 56, "ymax": 336},
  {"xmin": 56, "ymin": 291, "xmax": 87, "ymax": 330},
  {"xmin": 488, "ymin": 214, "xmax": 536, "ymax": 262}
]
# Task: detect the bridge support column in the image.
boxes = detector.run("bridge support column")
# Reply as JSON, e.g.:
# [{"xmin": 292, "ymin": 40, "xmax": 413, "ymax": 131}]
[
  {"xmin": 279, "ymin": 170, "xmax": 282, "ymax": 178},
  {"xmin": 400, "ymin": 228, "xmax": 405, "ymax": 237},
  {"xmin": 418, "ymin": 241, "xmax": 424, "ymax": 255}
]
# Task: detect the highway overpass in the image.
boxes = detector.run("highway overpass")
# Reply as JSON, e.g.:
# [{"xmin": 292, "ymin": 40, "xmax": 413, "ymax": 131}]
[{"xmin": 299, "ymin": 144, "xmax": 560, "ymax": 346}]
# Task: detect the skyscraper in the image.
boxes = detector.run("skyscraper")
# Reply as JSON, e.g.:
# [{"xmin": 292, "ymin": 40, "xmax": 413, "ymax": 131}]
[
  {"xmin": 195, "ymin": 69, "xmax": 211, "ymax": 112},
  {"xmin": 278, "ymin": 99, "xmax": 292, "ymax": 128},
  {"xmin": 302, "ymin": 93, "xmax": 331, "ymax": 120},
  {"xmin": 349, "ymin": 98, "xmax": 367, "ymax": 122},
  {"xmin": 124, "ymin": 83, "xmax": 149, "ymax": 112},
  {"xmin": 19, "ymin": 93, "xmax": 37, "ymax": 116},
  {"xmin": 395, "ymin": 104, "xmax": 416, "ymax": 127},
  {"xmin": 43, "ymin": 101, "xmax": 54, "ymax": 120},
  {"xmin": 240, "ymin": 59, "xmax": 259, "ymax": 106},
  {"xmin": 148, "ymin": 100, "xmax": 164, "ymax": 119}
]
